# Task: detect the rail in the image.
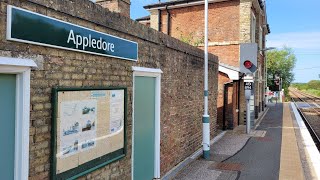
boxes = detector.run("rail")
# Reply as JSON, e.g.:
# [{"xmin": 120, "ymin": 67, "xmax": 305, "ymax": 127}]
[{"xmin": 290, "ymin": 88, "xmax": 320, "ymax": 149}]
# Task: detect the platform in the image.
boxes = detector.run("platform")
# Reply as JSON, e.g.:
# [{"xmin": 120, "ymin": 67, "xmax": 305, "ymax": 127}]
[{"xmin": 167, "ymin": 103, "xmax": 320, "ymax": 180}]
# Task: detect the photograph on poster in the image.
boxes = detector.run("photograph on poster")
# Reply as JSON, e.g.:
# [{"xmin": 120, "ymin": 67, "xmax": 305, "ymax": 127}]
[
  {"xmin": 61, "ymin": 140, "xmax": 79, "ymax": 156},
  {"xmin": 63, "ymin": 122, "xmax": 80, "ymax": 136},
  {"xmin": 82, "ymin": 120, "xmax": 95, "ymax": 132},
  {"xmin": 82, "ymin": 106, "xmax": 95, "ymax": 115},
  {"xmin": 81, "ymin": 139, "xmax": 95, "ymax": 150},
  {"xmin": 59, "ymin": 100, "xmax": 97, "ymax": 158}
]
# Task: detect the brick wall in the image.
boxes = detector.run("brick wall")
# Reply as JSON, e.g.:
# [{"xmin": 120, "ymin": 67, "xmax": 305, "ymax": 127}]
[
  {"xmin": 239, "ymin": 0, "xmax": 252, "ymax": 43},
  {"xmin": 160, "ymin": 0, "xmax": 240, "ymax": 42},
  {"xmin": 151, "ymin": 0, "xmax": 245, "ymax": 127},
  {"xmin": 97, "ymin": 0, "xmax": 130, "ymax": 17},
  {"xmin": 207, "ymin": 45, "xmax": 240, "ymax": 67},
  {"xmin": 146, "ymin": 0, "xmax": 267, "ymax": 128},
  {"xmin": 0, "ymin": 0, "xmax": 218, "ymax": 179},
  {"xmin": 159, "ymin": 0, "xmax": 241, "ymax": 67}
]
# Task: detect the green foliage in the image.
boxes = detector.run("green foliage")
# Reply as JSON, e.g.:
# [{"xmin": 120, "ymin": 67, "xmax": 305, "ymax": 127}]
[
  {"xmin": 176, "ymin": 27, "xmax": 204, "ymax": 46},
  {"xmin": 291, "ymin": 80, "xmax": 320, "ymax": 97},
  {"xmin": 266, "ymin": 47, "xmax": 297, "ymax": 94}
]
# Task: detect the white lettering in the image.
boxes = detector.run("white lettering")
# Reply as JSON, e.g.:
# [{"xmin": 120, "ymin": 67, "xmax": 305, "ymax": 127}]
[
  {"xmin": 76, "ymin": 35, "xmax": 82, "ymax": 49},
  {"xmin": 102, "ymin": 41, "xmax": 107, "ymax": 50},
  {"xmin": 97, "ymin": 37, "xmax": 102, "ymax": 49},
  {"xmin": 67, "ymin": 30, "xmax": 117, "ymax": 53},
  {"xmin": 92, "ymin": 39, "xmax": 96, "ymax": 48},
  {"xmin": 67, "ymin": 30, "xmax": 75, "ymax": 45},
  {"xmin": 110, "ymin": 43, "xmax": 115, "ymax": 52},
  {"xmin": 83, "ymin": 36, "xmax": 89, "ymax": 50}
]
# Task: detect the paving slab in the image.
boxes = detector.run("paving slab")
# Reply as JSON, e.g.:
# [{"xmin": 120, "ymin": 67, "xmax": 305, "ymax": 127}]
[
  {"xmin": 171, "ymin": 103, "xmax": 309, "ymax": 180},
  {"xmin": 173, "ymin": 130, "xmax": 250, "ymax": 180}
]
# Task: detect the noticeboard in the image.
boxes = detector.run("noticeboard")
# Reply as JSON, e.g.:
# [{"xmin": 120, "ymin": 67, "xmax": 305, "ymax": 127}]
[{"xmin": 51, "ymin": 87, "xmax": 127, "ymax": 179}]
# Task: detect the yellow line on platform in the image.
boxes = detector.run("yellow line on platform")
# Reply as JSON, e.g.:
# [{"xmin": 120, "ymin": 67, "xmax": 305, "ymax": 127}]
[{"xmin": 279, "ymin": 103, "xmax": 304, "ymax": 180}]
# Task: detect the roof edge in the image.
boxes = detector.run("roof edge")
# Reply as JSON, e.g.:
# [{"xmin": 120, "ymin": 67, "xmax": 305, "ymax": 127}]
[
  {"xmin": 144, "ymin": 0, "xmax": 264, "ymax": 10},
  {"xmin": 135, "ymin": 15, "xmax": 150, "ymax": 21}
]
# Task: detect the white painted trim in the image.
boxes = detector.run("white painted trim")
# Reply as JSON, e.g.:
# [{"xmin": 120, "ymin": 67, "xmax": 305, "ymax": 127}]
[
  {"xmin": 0, "ymin": 57, "xmax": 36, "ymax": 180},
  {"xmin": 132, "ymin": 67, "xmax": 162, "ymax": 180},
  {"xmin": 6, "ymin": 5, "xmax": 139, "ymax": 62},
  {"xmin": 6, "ymin": 4, "xmax": 12, "ymax": 41},
  {"xmin": 291, "ymin": 103, "xmax": 320, "ymax": 179},
  {"xmin": 0, "ymin": 57, "xmax": 37, "ymax": 67},
  {"xmin": 218, "ymin": 65, "xmax": 239, "ymax": 80},
  {"xmin": 132, "ymin": 66, "xmax": 163, "ymax": 74},
  {"xmin": 146, "ymin": 0, "xmax": 229, "ymax": 10},
  {"xmin": 136, "ymin": 20, "xmax": 150, "ymax": 23}
]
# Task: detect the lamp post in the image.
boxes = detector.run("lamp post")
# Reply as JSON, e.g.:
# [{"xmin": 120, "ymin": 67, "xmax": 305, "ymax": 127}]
[
  {"xmin": 260, "ymin": 47, "xmax": 276, "ymax": 107},
  {"xmin": 202, "ymin": 0, "xmax": 210, "ymax": 160}
]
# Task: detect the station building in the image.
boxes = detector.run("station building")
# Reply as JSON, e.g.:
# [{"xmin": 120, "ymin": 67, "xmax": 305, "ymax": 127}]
[
  {"xmin": 139, "ymin": 0, "xmax": 270, "ymax": 130},
  {"xmin": 0, "ymin": 0, "xmax": 222, "ymax": 179}
]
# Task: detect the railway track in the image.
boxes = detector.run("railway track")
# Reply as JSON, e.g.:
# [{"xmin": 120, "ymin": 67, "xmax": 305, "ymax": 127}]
[{"xmin": 289, "ymin": 88, "xmax": 320, "ymax": 150}]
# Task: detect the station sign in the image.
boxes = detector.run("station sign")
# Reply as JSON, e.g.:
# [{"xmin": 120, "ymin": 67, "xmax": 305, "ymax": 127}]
[{"xmin": 6, "ymin": 6, "xmax": 138, "ymax": 61}]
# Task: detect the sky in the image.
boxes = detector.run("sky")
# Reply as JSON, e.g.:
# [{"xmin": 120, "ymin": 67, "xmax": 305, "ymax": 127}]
[
  {"xmin": 130, "ymin": 0, "xmax": 320, "ymax": 83},
  {"xmin": 265, "ymin": 0, "xmax": 320, "ymax": 83}
]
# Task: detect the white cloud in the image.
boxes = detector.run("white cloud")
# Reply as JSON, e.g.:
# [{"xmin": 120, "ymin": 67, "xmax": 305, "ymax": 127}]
[{"xmin": 267, "ymin": 32, "xmax": 320, "ymax": 50}]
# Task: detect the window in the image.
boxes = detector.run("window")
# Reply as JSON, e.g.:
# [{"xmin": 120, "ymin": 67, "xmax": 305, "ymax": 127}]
[{"xmin": 251, "ymin": 12, "xmax": 256, "ymax": 43}]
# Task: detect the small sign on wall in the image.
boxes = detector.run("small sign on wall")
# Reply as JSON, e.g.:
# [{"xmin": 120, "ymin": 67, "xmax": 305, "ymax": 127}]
[
  {"xmin": 6, "ymin": 5, "xmax": 138, "ymax": 61},
  {"xmin": 244, "ymin": 82, "xmax": 253, "ymax": 90}
]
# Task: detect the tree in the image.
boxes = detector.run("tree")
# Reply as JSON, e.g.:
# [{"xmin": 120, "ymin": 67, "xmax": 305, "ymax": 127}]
[{"xmin": 266, "ymin": 47, "xmax": 297, "ymax": 95}]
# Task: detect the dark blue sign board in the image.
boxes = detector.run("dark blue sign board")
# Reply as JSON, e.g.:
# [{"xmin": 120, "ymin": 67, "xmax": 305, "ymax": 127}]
[
  {"xmin": 244, "ymin": 82, "xmax": 253, "ymax": 90},
  {"xmin": 6, "ymin": 6, "xmax": 138, "ymax": 61}
]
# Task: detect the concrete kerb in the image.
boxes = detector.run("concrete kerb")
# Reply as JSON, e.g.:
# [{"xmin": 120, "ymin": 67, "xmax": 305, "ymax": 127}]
[
  {"xmin": 161, "ymin": 131, "xmax": 227, "ymax": 180},
  {"xmin": 254, "ymin": 107, "xmax": 269, "ymax": 130},
  {"xmin": 290, "ymin": 102, "xmax": 320, "ymax": 179}
]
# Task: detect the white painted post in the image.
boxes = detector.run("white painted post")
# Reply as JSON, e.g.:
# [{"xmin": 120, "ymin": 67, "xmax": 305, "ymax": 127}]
[
  {"xmin": 202, "ymin": 0, "xmax": 210, "ymax": 159},
  {"xmin": 246, "ymin": 99, "xmax": 251, "ymax": 134},
  {"xmin": 244, "ymin": 78, "xmax": 253, "ymax": 134}
]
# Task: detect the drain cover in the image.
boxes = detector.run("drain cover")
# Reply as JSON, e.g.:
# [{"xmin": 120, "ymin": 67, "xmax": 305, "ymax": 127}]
[{"xmin": 209, "ymin": 162, "xmax": 243, "ymax": 171}]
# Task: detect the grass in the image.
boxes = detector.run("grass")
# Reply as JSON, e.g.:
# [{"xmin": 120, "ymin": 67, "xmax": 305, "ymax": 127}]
[
  {"xmin": 301, "ymin": 89, "xmax": 320, "ymax": 97},
  {"xmin": 291, "ymin": 80, "xmax": 320, "ymax": 97}
]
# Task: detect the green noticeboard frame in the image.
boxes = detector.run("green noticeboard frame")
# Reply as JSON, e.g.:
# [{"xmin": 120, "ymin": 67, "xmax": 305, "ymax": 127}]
[{"xmin": 51, "ymin": 87, "xmax": 127, "ymax": 180}]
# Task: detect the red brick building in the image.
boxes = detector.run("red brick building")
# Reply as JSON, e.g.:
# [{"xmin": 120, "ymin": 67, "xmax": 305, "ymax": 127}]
[{"xmin": 138, "ymin": 0, "xmax": 270, "ymax": 130}]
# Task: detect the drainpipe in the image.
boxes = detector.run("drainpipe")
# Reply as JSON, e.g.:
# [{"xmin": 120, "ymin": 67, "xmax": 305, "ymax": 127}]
[
  {"xmin": 158, "ymin": 9, "xmax": 161, "ymax": 32},
  {"xmin": 165, "ymin": 5, "xmax": 170, "ymax": 35},
  {"xmin": 237, "ymin": 80, "xmax": 240, "ymax": 125},
  {"xmin": 158, "ymin": 0, "xmax": 161, "ymax": 32},
  {"xmin": 223, "ymin": 81, "xmax": 233, "ymax": 130}
]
